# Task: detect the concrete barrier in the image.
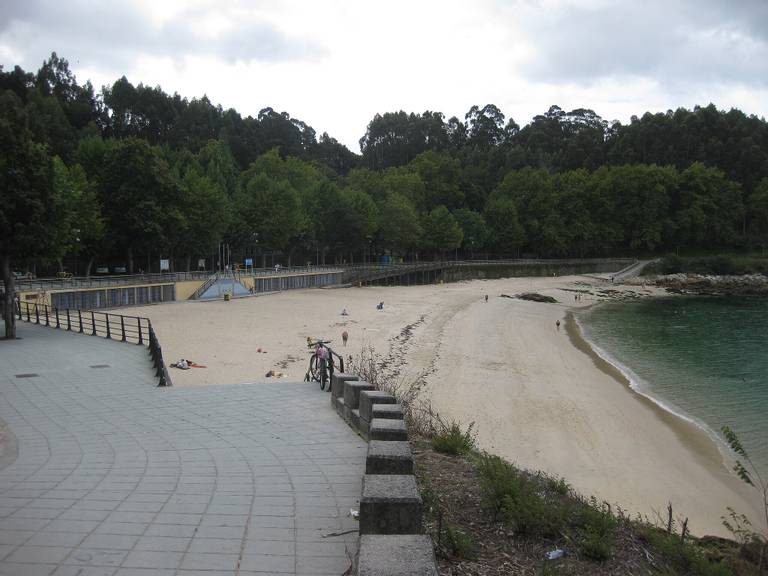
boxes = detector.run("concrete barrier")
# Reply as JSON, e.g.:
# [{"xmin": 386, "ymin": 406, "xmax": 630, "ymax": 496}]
[
  {"xmin": 366, "ymin": 441, "xmax": 413, "ymax": 475},
  {"xmin": 331, "ymin": 375, "xmax": 438, "ymax": 575},
  {"xmin": 360, "ymin": 475, "xmax": 422, "ymax": 535},
  {"xmin": 369, "ymin": 418, "xmax": 408, "ymax": 441},
  {"xmin": 344, "ymin": 381, "xmax": 375, "ymax": 422},
  {"xmin": 357, "ymin": 535, "xmax": 438, "ymax": 576},
  {"xmin": 331, "ymin": 372, "xmax": 359, "ymax": 409}
]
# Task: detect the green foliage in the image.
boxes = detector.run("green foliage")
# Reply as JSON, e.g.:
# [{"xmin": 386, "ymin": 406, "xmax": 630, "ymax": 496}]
[
  {"xmin": 432, "ymin": 421, "xmax": 476, "ymax": 456},
  {"xmin": 421, "ymin": 206, "xmax": 463, "ymax": 256},
  {"xmin": 440, "ymin": 524, "xmax": 475, "ymax": 559},
  {"xmin": 640, "ymin": 527, "xmax": 733, "ymax": 576},
  {"xmin": 8, "ymin": 51, "xmax": 768, "ymax": 276}
]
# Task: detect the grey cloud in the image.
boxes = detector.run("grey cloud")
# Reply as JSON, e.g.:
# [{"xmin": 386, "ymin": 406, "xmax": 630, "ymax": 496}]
[
  {"xmin": 1, "ymin": 0, "xmax": 322, "ymax": 79},
  {"xmin": 518, "ymin": 0, "xmax": 768, "ymax": 88}
]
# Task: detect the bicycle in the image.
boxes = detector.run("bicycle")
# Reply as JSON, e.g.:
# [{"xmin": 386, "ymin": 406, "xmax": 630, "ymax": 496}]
[{"xmin": 304, "ymin": 339, "xmax": 345, "ymax": 390}]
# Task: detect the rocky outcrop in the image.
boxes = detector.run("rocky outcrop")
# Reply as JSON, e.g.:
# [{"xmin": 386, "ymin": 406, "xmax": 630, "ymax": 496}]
[{"xmin": 648, "ymin": 273, "xmax": 768, "ymax": 295}]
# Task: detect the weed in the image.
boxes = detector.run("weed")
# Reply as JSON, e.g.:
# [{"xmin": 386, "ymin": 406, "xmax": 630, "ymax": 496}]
[
  {"xmin": 441, "ymin": 523, "xmax": 475, "ymax": 559},
  {"xmin": 432, "ymin": 420, "xmax": 476, "ymax": 455}
]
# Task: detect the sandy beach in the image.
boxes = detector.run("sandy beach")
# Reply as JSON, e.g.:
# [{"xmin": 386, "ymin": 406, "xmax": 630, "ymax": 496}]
[{"xmin": 132, "ymin": 274, "xmax": 761, "ymax": 537}]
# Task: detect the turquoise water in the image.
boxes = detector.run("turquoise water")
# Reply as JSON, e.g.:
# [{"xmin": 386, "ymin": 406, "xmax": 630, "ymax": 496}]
[{"xmin": 578, "ymin": 297, "xmax": 768, "ymax": 471}]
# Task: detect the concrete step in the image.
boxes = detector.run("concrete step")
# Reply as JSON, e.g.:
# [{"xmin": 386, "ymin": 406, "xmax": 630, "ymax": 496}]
[
  {"xmin": 369, "ymin": 418, "xmax": 408, "ymax": 441},
  {"xmin": 366, "ymin": 441, "xmax": 413, "ymax": 475},
  {"xmin": 357, "ymin": 535, "xmax": 438, "ymax": 575},
  {"xmin": 360, "ymin": 475, "xmax": 422, "ymax": 535}
]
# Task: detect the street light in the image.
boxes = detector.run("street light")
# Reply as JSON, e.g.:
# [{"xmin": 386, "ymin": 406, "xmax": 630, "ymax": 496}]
[{"xmin": 73, "ymin": 228, "xmax": 81, "ymax": 278}]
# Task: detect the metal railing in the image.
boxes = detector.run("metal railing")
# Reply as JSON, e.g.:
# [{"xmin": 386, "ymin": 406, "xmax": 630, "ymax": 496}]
[
  {"xmin": 15, "ymin": 300, "xmax": 171, "ymax": 387},
  {"xmin": 191, "ymin": 274, "xmax": 220, "ymax": 300},
  {"xmin": 14, "ymin": 271, "xmax": 211, "ymax": 292}
]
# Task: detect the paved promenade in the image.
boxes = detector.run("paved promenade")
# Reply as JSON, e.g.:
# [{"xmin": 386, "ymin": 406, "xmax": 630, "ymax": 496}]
[{"xmin": 0, "ymin": 323, "xmax": 366, "ymax": 576}]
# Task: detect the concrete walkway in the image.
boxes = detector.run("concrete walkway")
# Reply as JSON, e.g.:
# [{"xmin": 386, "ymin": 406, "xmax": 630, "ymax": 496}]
[{"xmin": 0, "ymin": 322, "xmax": 366, "ymax": 576}]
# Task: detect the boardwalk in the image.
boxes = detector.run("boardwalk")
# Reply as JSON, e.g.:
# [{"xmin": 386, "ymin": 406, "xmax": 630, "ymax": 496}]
[{"xmin": 0, "ymin": 323, "xmax": 365, "ymax": 576}]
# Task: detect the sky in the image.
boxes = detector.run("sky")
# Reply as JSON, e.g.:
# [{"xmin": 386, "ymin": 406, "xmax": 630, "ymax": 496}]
[{"xmin": 1, "ymin": 0, "xmax": 767, "ymax": 152}]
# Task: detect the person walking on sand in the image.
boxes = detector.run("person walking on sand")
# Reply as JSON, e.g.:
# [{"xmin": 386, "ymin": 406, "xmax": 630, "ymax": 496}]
[
  {"xmin": 342, "ymin": 330, "xmax": 348, "ymax": 347},
  {"xmin": 556, "ymin": 319, "xmax": 561, "ymax": 331}
]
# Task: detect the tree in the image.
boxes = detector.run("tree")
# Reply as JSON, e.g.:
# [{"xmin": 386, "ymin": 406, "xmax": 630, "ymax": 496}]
[
  {"xmin": 421, "ymin": 206, "xmax": 463, "ymax": 258},
  {"xmin": 233, "ymin": 169, "xmax": 303, "ymax": 267},
  {"xmin": 747, "ymin": 178, "xmax": 768, "ymax": 252},
  {"xmin": 50, "ymin": 157, "xmax": 105, "ymax": 275},
  {"xmin": 483, "ymin": 197, "xmax": 524, "ymax": 257},
  {"xmin": 98, "ymin": 138, "xmax": 183, "ymax": 272},
  {"xmin": 675, "ymin": 162, "xmax": 743, "ymax": 250},
  {"xmin": 453, "ymin": 208, "xmax": 489, "ymax": 257},
  {"xmin": 0, "ymin": 91, "xmax": 55, "ymax": 338},
  {"xmin": 379, "ymin": 193, "xmax": 422, "ymax": 257}
]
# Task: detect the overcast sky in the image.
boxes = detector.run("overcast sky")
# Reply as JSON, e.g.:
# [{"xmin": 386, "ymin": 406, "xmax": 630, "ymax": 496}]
[{"xmin": 2, "ymin": 0, "xmax": 767, "ymax": 151}]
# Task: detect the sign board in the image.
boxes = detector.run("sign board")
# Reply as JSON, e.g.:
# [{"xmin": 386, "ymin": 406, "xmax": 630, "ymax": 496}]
[
  {"xmin": 160, "ymin": 259, "xmax": 170, "ymax": 271},
  {"xmin": 245, "ymin": 258, "xmax": 253, "ymax": 267}
]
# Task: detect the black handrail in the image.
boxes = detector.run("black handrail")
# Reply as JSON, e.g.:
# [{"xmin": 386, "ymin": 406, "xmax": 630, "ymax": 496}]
[{"xmin": 15, "ymin": 300, "xmax": 172, "ymax": 387}]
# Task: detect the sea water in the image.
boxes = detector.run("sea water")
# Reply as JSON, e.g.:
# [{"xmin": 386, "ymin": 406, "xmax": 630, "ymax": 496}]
[{"xmin": 579, "ymin": 296, "xmax": 768, "ymax": 472}]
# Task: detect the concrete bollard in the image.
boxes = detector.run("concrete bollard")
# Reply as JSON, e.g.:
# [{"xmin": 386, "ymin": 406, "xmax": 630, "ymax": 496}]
[
  {"xmin": 331, "ymin": 372, "xmax": 358, "ymax": 408},
  {"xmin": 369, "ymin": 418, "xmax": 408, "ymax": 441},
  {"xmin": 357, "ymin": 535, "xmax": 438, "ymax": 576},
  {"xmin": 359, "ymin": 391, "xmax": 397, "ymax": 422},
  {"xmin": 343, "ymin": 380, "xmax": 375, "ymax": 422},
  {"xmin": 360, "ymin": 475, "xmax": 422, "ymax": 535},
  {"xmin": 366, "ymin": 441, "xmax": 414, "ymax": 475}
]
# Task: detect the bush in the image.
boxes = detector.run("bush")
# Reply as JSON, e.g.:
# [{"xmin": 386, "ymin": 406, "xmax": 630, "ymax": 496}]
[
  {"xmin": 475, "ymin": 453, "xmax": 522, "ymax": 517},
  {"xmin": 502, "ymin": 490, "xmax": 565, "ymax": 538},
  {"xmin": 432, "ymin": 421, "xmax": 476, "ymax": 455},
  {"xmin": 574, "ymin": 501, "xmax": 618, "ymax": 561}
]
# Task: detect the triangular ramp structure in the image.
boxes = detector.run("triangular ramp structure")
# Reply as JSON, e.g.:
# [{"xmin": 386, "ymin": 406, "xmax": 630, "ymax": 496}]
[{"xmin": 198, "ymin": 278, "xmax": 251, "ymax": 299}]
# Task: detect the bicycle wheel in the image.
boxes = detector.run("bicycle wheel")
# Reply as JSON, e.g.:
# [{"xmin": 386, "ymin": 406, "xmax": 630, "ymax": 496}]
[
  {"xmin": 309, "ymin": 355, "xmax": 320, "ymax": 382},
  {"xmin": 319, "ymin": 358, "xmax": 328, "ymax": 390}
]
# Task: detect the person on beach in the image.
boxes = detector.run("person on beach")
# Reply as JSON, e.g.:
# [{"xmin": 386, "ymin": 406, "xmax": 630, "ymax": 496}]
[
  {"xmin": 341, "ymin": 308, "xmax": 348, "ymax": 316},
  {"xmin": 485, "ymin": 294, "xmax": 488, "ymax": 303},
  {"xmin": 556, "ymin": 319, "xmax": 561, "ymax": 330},
  {"xmin": 342, "ymin": 330, "xmax": 348, "ymax": 346}
]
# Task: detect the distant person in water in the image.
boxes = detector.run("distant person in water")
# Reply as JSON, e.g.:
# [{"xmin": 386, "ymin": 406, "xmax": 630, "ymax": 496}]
[
  {"xmin": 556, "ymin": 319, "xmax": 561, "ymax": 330},
  {"xmin": 485, "ymin": 294, "xmax": 488, "ymax": 303},
  {"xmin": 376, "ymin": 301, "xmax": 384, "ymax": 310},
  {"xmin": 342, "ymin": 330, "xmax": 349, "ymax": 346},
  {"xmin": 341, "ymin": 308, "xmax": 348, "ymax": 316}
]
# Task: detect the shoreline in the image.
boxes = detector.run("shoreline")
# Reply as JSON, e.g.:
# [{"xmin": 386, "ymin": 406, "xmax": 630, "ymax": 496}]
[{"xmin": 565, "ymin": 309, "xmax": 732, "ymax": 480}]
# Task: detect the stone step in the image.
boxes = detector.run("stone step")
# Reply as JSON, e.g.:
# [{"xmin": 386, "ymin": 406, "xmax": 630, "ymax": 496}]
[
  {"xmin": 357, "ymin": 535, "xmax": 438, "ymax": 575},
  {"xmin": 368, "ymin": 418, "xmax": 408, "ymax": 442},
  {"xmin": 359, "ymin": 390, "xmax": 396, "ymax": 422},
  {"xmin": 371, "ymin": 404, "xmax": 403, "ymax": 420},
  {"xmin": 360, "ymin": 475, "xmax": 422, "ymax": 535},
  {"xmin": 366, "ymin": 441, "xmax": 413, "ymax": 475}
]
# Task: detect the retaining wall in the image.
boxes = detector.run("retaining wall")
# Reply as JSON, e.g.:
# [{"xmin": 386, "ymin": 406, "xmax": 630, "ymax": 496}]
[{"xmin": 329, "ymin": 372, "xmax": 438, "ymax": 575}]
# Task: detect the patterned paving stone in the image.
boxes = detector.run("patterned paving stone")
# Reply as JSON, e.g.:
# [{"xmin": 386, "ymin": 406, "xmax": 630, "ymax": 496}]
[{"xmin": 0, "ymin": 323, "xmax": 365, "ymax": 575}]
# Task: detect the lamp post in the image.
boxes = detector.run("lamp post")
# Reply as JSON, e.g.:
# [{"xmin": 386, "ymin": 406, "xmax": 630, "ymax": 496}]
[{"xmin": 73, "ymin": 228, "xmax": 81, "ymax": 278}]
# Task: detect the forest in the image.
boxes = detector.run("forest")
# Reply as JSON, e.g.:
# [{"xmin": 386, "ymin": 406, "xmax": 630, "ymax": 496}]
[{"xmin": 2, "ymin": 52, "xmax": 768, "ymax": 279}]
